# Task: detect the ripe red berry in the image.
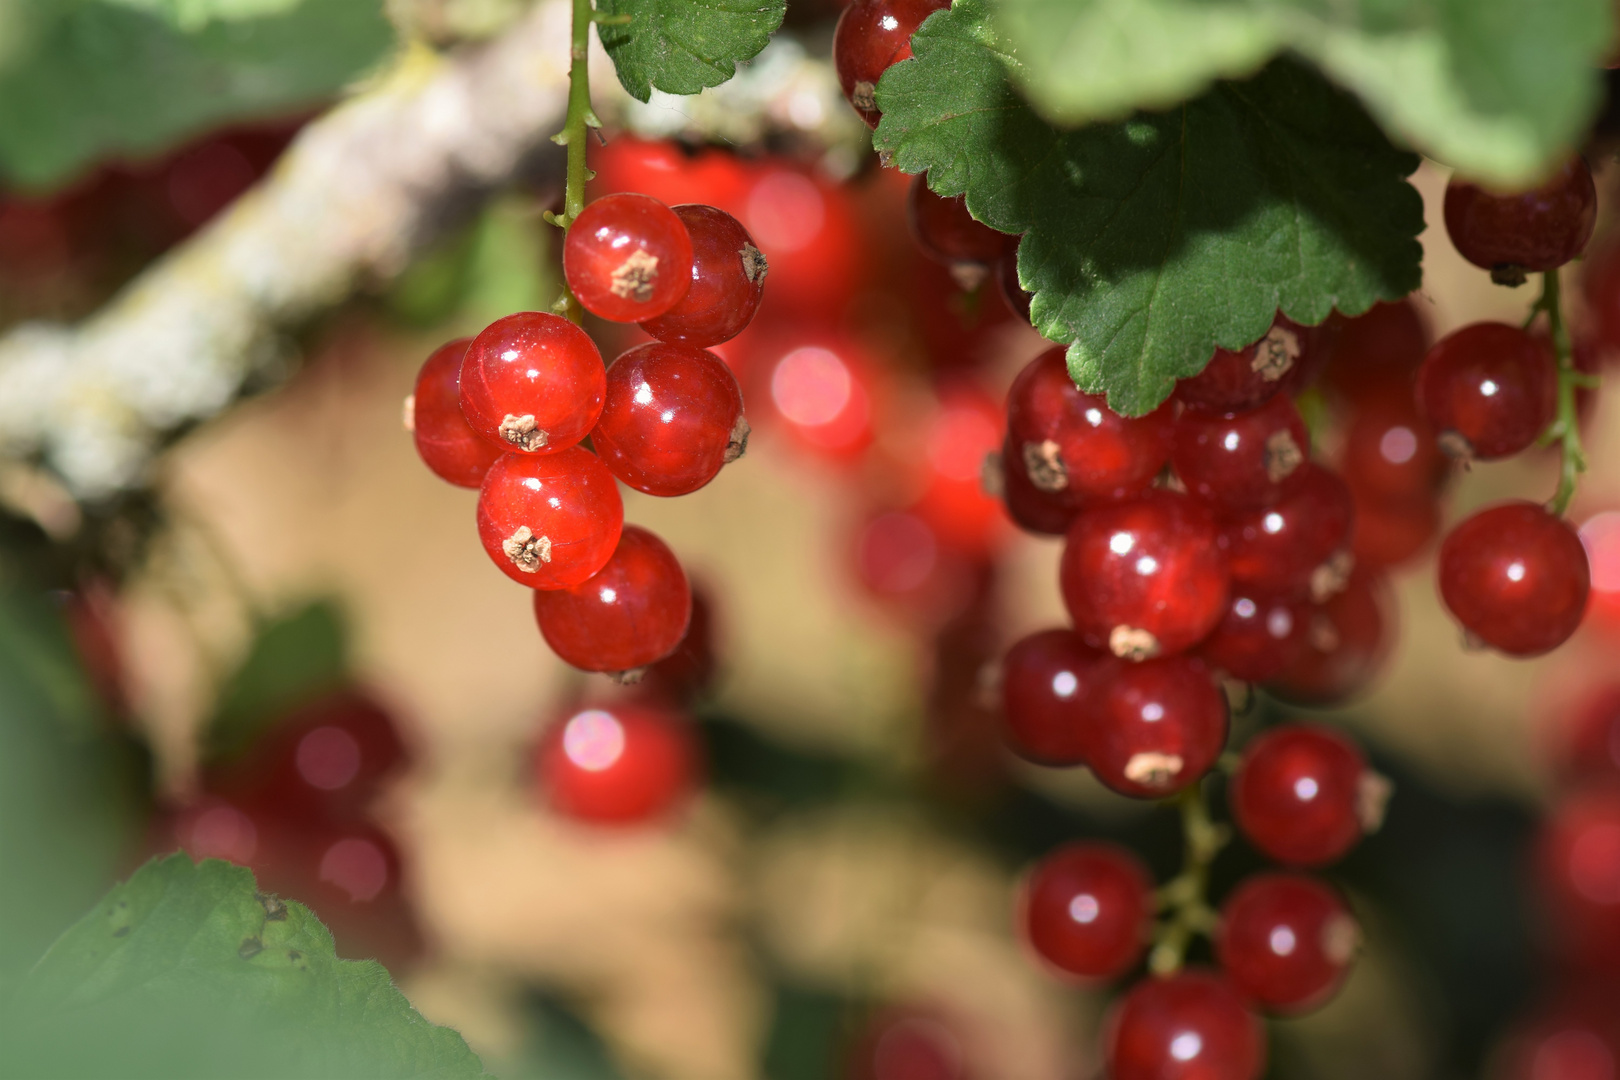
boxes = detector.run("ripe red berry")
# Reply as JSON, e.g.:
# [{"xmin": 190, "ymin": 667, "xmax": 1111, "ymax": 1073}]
[
  {"xmin": 1104, "ymin": 970, "xmax": 1265, "ymax": 1080},
  {"xmin": 639, "ymin": 204, "xmax": 767, "ymax": 347},
  {"xmin": 410, "ymin": 338, "xmax": 502, "ymax": 487},
  {"xmin": 1554, "ymin": 682, "xmax": 1620, "ymax": 787},
  {"xmin": 563, "ymin": 193, "xmax": 693, "ymax": 322},
  {"xmin": 996, "ymin": 436, "xmax": 1085, "ymax": 536},
  {"xmin": 1494, "ymin": 992, "xmax": 1620, "ymax": 1080},
  {"xmin": 907, "ymin": 173, "xmax": 1008, "ymax": 268},
  {"xmin": 998, "ymin": 628, "xmax": 1106, "ymax": 766},
  {"xmin": 1086, "ymin": 655, "xmax": 1228, "ymax": 798},
  {"xmin": 765, "ymin": 335, "xmax": 877, "ymax": 460},
  {"xmin": 1199, "ymin": 588, "xmax": 1310, "ymax": 683},
  {"xmin": 1215, "ymin": 873, "xmax": 1358, "ymax": 1014},
  {"xmin": 851, "ymin": 506, "xmax": 978, "ymax": 622},
  {"xmin": 533, "ymin": 525, "xmax": 692, "ymax": 675},
  {"xmin": 1319, "ymin": 297, "xmax": 1431, "ymax": 404},
  {"xmin": 1444, "ymin": 156, "xmax": 1598, "ymax": 286},
  {"xmin": 590, "ymin": 342, "xmax": 747, "ymax": 497},
  {"xmin": 458, "ymin": 311, "xmax": 605, "ymax": 454},
  {"xmin": 536, "ymin": 702, "xmax": 698, "ymax": 825},
  {"xmin": 1021, "ymin": 842, "xmax": 1153, "ymax": 980},
  {"xmin": 1219, "ymin": 463, "xmax": 1353, "ymax": 596},
  {"xmin": 1007, "ymin": 347, "xmax": 1174, "ymax": 502},
  {"xmin": 907, "ymin": 386, "xmax": 1008, "ymax": 556},
  {"xmin": 844, "ymin": 1010, "xmax": 968, "ymax": 1080},
  {"xmin": 476, "ymin": 447, "xmax": 623, "ymax": 589},
  {"xmin": 832, "ymin": 0, "xmax": 951, "ymax": 127},
  {"xmin": 1438, "ymin": 501, "xmax": 1590, "ymax": 657},
  {"xmin": 1230, "ymin": 723, "xmax": 1376, "ymax": 868},
  {"xmin": 1535, "ymin": 786, "xmax": 1620, "ymax": 972},
  {"xmin": 1266, "ymin": 567, "xmax": 1392, "ymax": 707},
  {"xmin": 1415, "ymin": 322, "xmax": 1556, "ymax": 461},
  {"xmin": 1059, "ymin": 490, "xmax": 1230, "ymax": 660},
  {"xmin": 1337, "ymin": 381, "xmax": 1448, "ymax": 504},
  {"xmin": 1582, "ymin": 236, "xmax": 1620, "ymax": 353},
  {"xmin": 636, "ymin": 582, "xmax": 718, "ymax": 706},
  {"xmin": 1350, "ymin": 492, "xmax": 1440, "ymax": 569},
  {"xmin": 1172, "ymin": 394, "xmax": 1311, "ymax": 510},
  {"xmin": 1176, "ymin": 313, "xmax": 1314, "ymax": 414}
]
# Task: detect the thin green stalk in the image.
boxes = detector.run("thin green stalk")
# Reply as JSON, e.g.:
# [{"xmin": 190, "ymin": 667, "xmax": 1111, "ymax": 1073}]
[
  {"xmin": 1148, "ymin": 779, "xmax": 1228, "ymax": 975},
  {"xmin": 1535, "ymin": 270, "xmax": 1593, "ymax": 517}
]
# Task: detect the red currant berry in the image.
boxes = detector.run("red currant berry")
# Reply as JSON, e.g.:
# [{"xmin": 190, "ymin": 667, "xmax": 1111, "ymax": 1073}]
[
  {"xmin": 458, "ymin": 311, "xmax": 605, "ymax": 454},
  {"xmin": 1266, "ymin": 567, "xmax": 1392, "ymax": 707},
  {"xmin": 1172, "ymin": 394, "xmax": 1311, "ymax": 510},
  {"xmin": 1059, "ymin": 490, "xmax": 1230, "ymax": 660},
  {"xmin": 636, "ymin": 582, "xmax": 718, "ymax": 706},
  {"xmin": 588, "ymin": 137, "xmax": 752, "ymax": 214},
  {"xmin": 410, "ymin": 338, "xmax": 502, "ymax": 487},
  {"xmin": 1104, "ymin": 970, "xmax": 1265, "ymax": 1080},
  {"xmin": 844, "ymin": 1010, "xmax": 968, "ymax": 1080},
  {"xmin": 1086, "ymin": 655, "xmax": 1228, "ymax": 798},
  {"xmin": 1199, "ymin": 588, "xmax": 1310, "ymax": 683},
  {"xmin": 533, "ymin": 525, "xmax": 692, "ymax": 675},
  {"xmin": 563, "ymin": 193, "xmax": 693, "ymax": 322},
  {"xmin": 851, "ymin": 506, "xmax": 978, "ymax": 623},
  {"xmin": 591, "ymin": 342, "xmax": 747, "ymax": 497},
  {"xmin": 1582, "ymin": 235, "xmax": 1620, "ymax": 354},
  {"xmin": 909, "ymin": 386, "xmax": 1007, "ymax": 556},
  {"xmin": 999, "ymin": 628, "xmax": 1106, "ymax": 766},
  {"xmin": 1219, "ymin": 463, "xmax": 1353, "ymax": 596},
  {"xmin": 996, "ymin": 252, "xmax": 1032, "ymax": 322},
  {"xmin": 907, "ymin": 173, "xmax": 1009, "ymax": 268},
  {"xmin": 1444, "ymin": 156, "xmax": 1598, "ymax": 286},
  {"xmin": 1230, "ymin": 723, "xmax": 1377, "ymax": 868},
  {"xmin": 476, "ymin": 447, "xmax": 623, "ymax": 589},
  {"xmin": 1555, "ymin": 682, "xmax": 1620, "ymax": 787},
  {"xmin": 1215, "ymin": 873, "xmax": 1358, "ymax": 1014},
  {"xmin": 997, "ymin": 436, "xmax": 1085, "ymax": 536},
  {"xmin": 738, "ymin": 163, "xmax": 862, "ymax": 318},
  {"xmin": 1535, "ymin": 787, "xmax": 1620, "ymax": 970},
  {"xmin": 1415, "ymin": 322, "xmax": 1556, "ymax": 461},
  {"xmin": 535, "ymin": 702, "xmax": 698, "ymax": 825},
  {"xmin": 1008, "ymin": 347, "xmax": 1174, "ymax": 502},
  {"xmin": 1494, "ymin": 993, "xmax": 1620, "ymax": 1080},
  {"xmin": 765, "ymin": 335, "xmax": 877, "ymax": 460},
  {"xmin": 1020, "ymin": 842, "xmax": 1153, "ymax": 980},
  {"xmin": 639, "ymin": 204, "xmax": 767, "ymax": 347},
  {"xmin": 1438, "ymin": 501, "xmax": 1590, "ymax": 657},
  {"xmin": 1176, "ymin": 313, "xmax": 1313, "ymax": 414},
  {"xmin": 292, "ymin": 822, "xmax": 422, "ymax": 967},
  {"xmin": 832, "ymin": 0, "xmax": 951, "ymax": 127},
  {"xmin": 1581, "ymin": 508, "xmax": 1620, "ymax": 630},
  {"xmin": 1350, "ymin": 492, "xmax": 1440, "ymax": 569},
  {"xmin": 1337, "ymin": 381, "xmax": 1448, "ymax": 503},
  {"xmin": 1320, "ymin": 297, "xmax": 1431, "ymax": 404}
]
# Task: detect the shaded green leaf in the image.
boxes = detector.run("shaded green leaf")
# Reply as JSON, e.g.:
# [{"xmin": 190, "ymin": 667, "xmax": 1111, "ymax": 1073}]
[
  {"xmin": 596, "ymin": 0, "xmax": 786, "ymax": 102},
  {"xmin": 206, "ymin": 599, "xmax": 348, "ymax": 763}
]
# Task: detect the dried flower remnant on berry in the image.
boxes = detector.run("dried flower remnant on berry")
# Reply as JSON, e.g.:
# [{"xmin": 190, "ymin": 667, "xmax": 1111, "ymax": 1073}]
[
  {"xmin": 1111, "ymin": 625, "xmax": 1160, "ymax": 661},
  {"xmin": 504, "ymin": 527, "xmax": 552, "ymax": 572},
  {"xmin": 1124, "ymin": 751, "xmax": 1183, "ymax": 786},
  {"xmin": 611, "ymin": 249, "xmax": 661, "ymax": 301},
  {"xmin": 1253, "ymin": 325, "xmax": 1301, "ymax": 380},
  {"xmin": 500, "ymin": 413, "xmax": 548, "ymax": 451},
  {"xmin": 1023, "ymin": 439, "xmax": 1068, "ymax": 491},
  {"xmin": 1265, "ymin": 429, "xmax": 1304, "ymax": 482},
  {"xmin": 741, "ymin": 244, "xmax": 767, "ymax": 285},
  {"xmin": 724, "ymin": 415, "xmax": 750, "ymax": 463}
]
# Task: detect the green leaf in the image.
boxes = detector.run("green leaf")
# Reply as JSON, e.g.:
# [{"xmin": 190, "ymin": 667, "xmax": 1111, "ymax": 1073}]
[
  {"xmin": 992, "ymin": 0, "xmax": 1615, "ymax": 188},
  {"xmin": 873, "ymin": 0, "xmax": 1424, "ymax": 416},
  {"xmin": 596, "ymin": 0, "xmax": 786, "ymax": 102},
  {"xmin": 0, "ymin": 0, "xmax": 393, "ymax": 190},
  {"xmin": 205, "ymin": 599, "xmax": 348, "ymax": 763},
  {"xmin": 102, "ymin": 0, "xmax": 305, "ymax": 32},
  {"xmin": 3, "ymin": 855, "xmax": 485, "ymax": 1079}
]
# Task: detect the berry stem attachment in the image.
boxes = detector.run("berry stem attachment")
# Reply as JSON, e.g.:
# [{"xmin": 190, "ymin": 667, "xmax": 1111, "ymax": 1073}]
[
  {"xmin": 1533, "ymin": 270, "xmax": 1591, "ymax": 517},
  {"xmin": 1148, "ymin": 779, "xmax": 1229, "ymax": 975}
]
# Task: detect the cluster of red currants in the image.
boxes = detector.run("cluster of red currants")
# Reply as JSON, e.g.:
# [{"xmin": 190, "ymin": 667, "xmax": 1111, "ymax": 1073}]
[{"xmin": 409, "ymin": 191, "xmax": 766, "ymax": 679}]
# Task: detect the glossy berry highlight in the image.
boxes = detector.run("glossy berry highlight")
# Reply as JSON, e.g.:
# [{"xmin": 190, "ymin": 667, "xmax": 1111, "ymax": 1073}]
[
  {"xmin": 476, "ymin": 447, "xmax": 623, "ymax": 589},
  {"xmin": 1416, "ymin": 322, "xmax": 1556, "ymax": 461},
  {"xmin": 1021, "ymin": 842, "xmax": 1153, "ymax": 980},
  {"xmin": 591, "ymin": 342, "xmax": 747, "ymax": 497},
  {"xmin": 410, "ymin": 338, "xmax": 502, "ymax": 487},
  {"xmin": 458, "ymin": 311, "xmax": 605, "ymax": 454},
  {"xmin": 533, "ymin": 525, "xmax": 692, "ymax": 675},
  {"xmin": 1085, "ymin": 656, "xmax": 1228, "ymax": 798},
  {"xmin": 998, "ymin": 628, "xmax": 1104, "ymax": 766},
  {"xmin": 536, "ymin": 703, "xmax": 698, "ymax": 825},
  {"xmin": 1230, "ymin": 723, "xmax": 1376, "ymax": 868},
  {"xmin": 1443, "ymin": 156, "xmax": 1597, "ymax": 286},
  {"xmin": 1172, "ymin": 394, "xmax": 1311, "ymax": 510},
  {"xmin": 640, "ymin": 203, "xmax": 767, "ymax": 347},
  {"xmin": 1216, "ymin": 873, "xmax": 1358, "ymax": 1014},
  {"xmin": 1219, "ymin": 463, "xmax": 1354, "ymax": 597},
  {"xmin": 1267, "ymin": 568, "xmax": 1392, "ymax": 707},
  {"xmin": 1105, "ymin": 970, "xmax": 1265, "ymax": 1080},
  {"xmin": 1438, "ymin": 501, "xmax": 1590, "ymax": 657},
  {"xmin": 563, "ymin": 193, "xmax": 693, "ymax": 322},
  {"xmin": 1199, "ymin": 588, "xmax": 1310, "ymax": 683}
]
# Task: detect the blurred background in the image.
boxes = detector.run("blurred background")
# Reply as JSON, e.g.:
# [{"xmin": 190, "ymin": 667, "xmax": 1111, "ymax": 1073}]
[{"xmin": 1, "ymin": 1, "xmax": 1619, "ymax": 1077}]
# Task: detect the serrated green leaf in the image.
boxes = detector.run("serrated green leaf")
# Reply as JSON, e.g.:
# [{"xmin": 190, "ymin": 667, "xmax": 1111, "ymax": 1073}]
[
  {"xmin": 596, "ymin": 0, "xmax": 786, "ymax": 102},
  {"xmin": 3, "ymin": 855, "xmax": 485, "ymax": 1079},
  {"xmin": 992, "ymin": 0, "xmax": 1614, "ymax": 188},
  {"xmin": 205, "ymin": 599, "xmax": 349, "ymax": 764},
  {"xmin": 873, "ymin": 0, "xmax": 1424, "ymax": 416}
]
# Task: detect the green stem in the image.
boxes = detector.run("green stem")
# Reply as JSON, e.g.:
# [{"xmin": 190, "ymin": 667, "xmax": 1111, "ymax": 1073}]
[
  {"xmin": 1536, "ymin": 270, "xmax": 1589, "ymax": 517},
  {"xmin": 545, "ymin": 0, "xmax": 616, "ymax": 324},
  {"xmin": 1148, "ymin": 779, "xmax": 1228, "ymax": 975}
]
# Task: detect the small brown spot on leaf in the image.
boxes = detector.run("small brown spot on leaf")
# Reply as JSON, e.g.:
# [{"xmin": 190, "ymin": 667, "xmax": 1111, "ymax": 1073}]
[
  {"xmin": 239, "ymin": 936, "xmax": 263, "ymax": 960},
  {"xmin": 610, "ymin": 249, "xmax": 660, "ymax": 301},
  {"xmin": 257, "ymin": 893, "xmax": 288, "ymax": 921},
  {"xmin": 113, "ymin": 926, "xmax": 130, "ymax": 938}
]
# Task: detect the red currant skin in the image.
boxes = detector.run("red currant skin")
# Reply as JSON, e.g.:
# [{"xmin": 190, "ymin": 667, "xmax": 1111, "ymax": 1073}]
[
  {"xmin": 1438, "ymin": 501, "xmax": 1590, "ymax": 657},
  {"xmin": 999, "ymin": 628, "xmax": 1106, "ymax": 766},
  {"xmin": 1215, "ymin": 873, "xmax": 1358, "ymax": 1014},
  {"xmin": 1021, "ymin": 842, "xmax": 1153, "ymax": 980},
  {"xmin": 1105, "ymin": 970, "xmax": 1265, "ymax": 1080},
  {"xmin": 536, "ymin": 703, "xmax": 698, "ymax": 825},
  {"xmin": 411, "ymin": 338, "xmax": 502, "ymax": 487},
  {"xmin": 591, "ymin": 342, "xmax": 746, "ymax": 497},
  {"xmin": 1415, "ymin": 322, "xmax": 1556, "ymax": 461},
  {"xmin": 1219, "ymin": 463, "xmax": 1353, "ymax": 595},
  {"xmin": 1231, "ymin": 724, "xmax": 1373, "ymax": 868},
  {"xmin": 1535, "ymin": 787, "xmax": 1620, "ymax": 972},
  {"xmin": 533, "ymin": 525, "xmax": 692, "ymax": 674},
  {"xmin": 637, "ymin": 582, "xmax": 718, "ymax": 706},
  {"xmin": 563, "ymin": 193, "xmax": 694, "ymax": 322},
  {"xmin": 1582, "ymin": 236, "xmax": 1620, "ymax": 353},
  {"xmin": 1086, "ymin": 655, "xmax": 1228, "ymax": 798},
  {"xmin": 458, "ymin": 311, "xmax": 606, "ymax": 454},
  {"xmin": 639, "ymin": 204, "xmax": 767, "ymax": 347},
  {"xmin": 1007, "ymin": 347, "xmax": 1174, "ymax": 502},
  {"xmin": 1320, "ymin": 297, "xmax": 1431, "ymax": 404},
  {"xmin": 1556, "ymin": 682, "xmax": 1620, "ymax": 787},
  {"xmin": 1443, "ymin": 156, "xmax": 1597, "ymax": 285},
  {"xmin": 998, "ymin": 436, "xmax": 1085, "ymax": 536},
  {"xmin": 1199, "ymin": 588, "xmax": 1310, "ymax": 683},
  {"xmin": 1350, "ymin": 491, "xmax": 1440, "ymax": 570},
  {"xmin": 1176, "ymin": 313, "xmax": 1313, "ymax": 414},
  {"xmin": 907, "ymin": 174, "xmax": 1009, "ymax": 267},
  {"xmin": 1266, "ymin": 567, "xmax": 1392, "ymax": 707},
  {"xmin": 1337, "ymin": 380, "xmax": 1448, "ymax": 504},
  {"xmin": 476, "ymin": 447, "xmax": 623, "ymax": 589},
  {"xmin": 832, "ymin": 0, "xmax": 951, "ymax": 127},
  {"xmin": 1059, "ymin": 490, "xmax": 1230, "ymax": 660},
  {"xmin": 844, "ymin": 1010, "xmax": 969, "ymax": 1080},
  {"xmin": 1494, "ymin": 993, "xmax": 1620, "ymax": 1080},
  {"xmin": 1172, "ymin": 394, "xmax": 1311, "ymax": 511}
]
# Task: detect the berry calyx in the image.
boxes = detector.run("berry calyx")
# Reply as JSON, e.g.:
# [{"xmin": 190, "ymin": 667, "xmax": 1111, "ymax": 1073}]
[
  {"xmin": 410, "ymin": 338, "xmax": 502, "ymax": 487},
  {"xmin": 563, "ymin": 193, "xmax": 694, "ymax": 322},
  {"xmin": 1443, "ymin": 156, "xmax": 1598, "ymax": 286},
  {"xmin": 1198, "ymin": 588, "xmax": 1310, "ymax": 683},
  {"xmin": 640, "ymin": 203, "xmax": 767, "ymax": 347},
  {"xmin": 1230, "ymin": 723, "xmax": 1379, "ymax": 868},
  {"xmin": 998, "ymin": 628, "xmax": 1106, "ymax": 766},
  {"xmin": 1219, "ymin": 463, "xmax": 1354, "ymax": 597},
  {"xmin": 476, "ymin": 447, "xmax": 623, "ymax": 589},
  {"xmin": 533, "ymin": 525, "xmax": 692, "ymax": 676},
  {"xmin": 1176, "ymin": 313, "xmax": 1312, "ymax": 414},
  {"xmin": 1438, "ymin": 501, "xmax": 1590, "ymax": 657},
  {"xmin": 907, "ymin": 173, "xmax": 1009, "ymax": 271},
  {"xmin": 832, "ymin": 0, "xmax": 951, "ymax": 127},
  {"xmin": 591, "ymin": 342, "xmax": 747, "ymax": 497},
  {"xmin": 1415, "ymin": 322, "xmax": 1557, "ymax": 461},
  {"xmin": 1104, "ymin": 970, "xmax": 1265, "ymax": 1080},
  {"xmin": 995, "ymin": 436, "xmax": 1086, "ymax": 536},
  {"xmin": 1085, "ymin": 655, "xmax": 1229, "ymax": 798},
  {"xmin": 1021, "ymin": 842, "xmax": 1153, "ymax": 980},
  {"xmin": 458, "ymin": 311, "xmax": 606, "ymax": 454},
  {"xmin": 1172, "ymin": 394, "xmax": 1311, "ymax": 510},
  {"xmin": 535, "ymin": 703, "xmax": 698, "ymax": 825},
  {"xmin": 1215, "ymin": 873, "xmax": 1358, "ymax": 1014}
]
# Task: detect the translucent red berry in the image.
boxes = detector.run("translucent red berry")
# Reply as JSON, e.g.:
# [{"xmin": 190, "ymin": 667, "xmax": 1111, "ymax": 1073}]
[
  {"xmin": 1199, "ymin": 588, "xmax": 1310, "ymax": 683},
  {"xmin": 1085, "ymin": 655, "xmax": 1228, "ymax": 798},
  {"xmin": 1494, "ymin": 993, "xmax": 1620, "ymax": 1080},
  {"xmin": 1554, "ymin": 681, "xmax": 1620, "ymax": 786},
  {"xmin": 1319, "ymin": 297, "xmax": 1431, "ymax": 404},
  {"xmin": 637, "ymin": 583, "xmax": 718, "ymax": 706},
  {"xmin": 476, "ymin": 447, "xmax": 623, "ymax": 589},
  {"xmin": 1216, "ymin": 873, "xmax": 1358, "ymax": 1014},
  {"xmin": 1438, "ymin": 501, "xmax": 1590, "ymax": 657},
  {"xmin": 536, "ymin": 702, "xmax": 698, "ymax": 825},
  {"xmin": 1534, "ymin": 787, "xmax": 1620, "ymax": 971},
  {"xmin": 1266, "ymin": 567, "xmax": 1392, "ymax": 707},
  {"xmin": 1444, "ymin": 156, "xmax": 1597, "ymax": 285},
  {"xmin": 1582, "ymin": 235, "xmax": 1620, "ymax": 353},
  {"xmin": 639, "ymin": 204, "xmax": 767, "ymax": 347},
  {"xmin": 1059, "ymin": 490, "xmax": 1230, "ymax": 660},
  {"xmin": 591, "ymin": 342, "xmax": 746, "ymax": 497},
  {"xmin": 1105, "ymin": 970, "xmax": 1265, "ymax": 1080},
  {"xmin": 832, "ymin": 0, "xmax": 951, "ymax": 127},
  {"xmin": 1337, "ymin": 381, "xmax": 1448, "ymax": 504},
  {"xmin": 1415, "ymin": 322, "xmax": 1556, "ymax": 461},
  {"xmin": 1007, "ymin": 346, "xmax": 1174, "ymax": 502},
  {"xmin": 1176, "ymin": 313, "xmax": 1314, "ymax": 414},
  {"xmin": 1230, "ymin": 723, "xmax": 1375, "ymax": 868},
  {"xmin": 997, "ymin": 436, "xmax": 1085, "ymax": 536},
  {"xmin": 1172, "ymin": 394, "xmax": 1311, "ymax": 510},
  {"xmin": 411, "ymin": 338, "xmax": 502, "ymax": 487},
  {"xmin": 1219, "ymin": 463, "xmax": 1353, "ymax": 596},
  {"xmin": 998, "ymin": 628, "xmax": 1106, "ymax": 766},
  {"xmin": 1021, "ymin": 842, "xmax": 1153, "ymax": 980},
  {"xmin": 458, "ymin": 311, "xmax": 605, "ymax": 454},
  {"xmin": 533, "ymin": 525, "xmax": 692, "ymax": 675},
  {"xmin": 907, "ymin": 173, "xmax": 1008, "ymax": 267},
  {"xmin": 1350, "ymin": 492, "xmax": 1440, "ymax": 569},
  {"xmin": 908, "ymin": 385, "xmax": 1007, "ymax": 556},
  {"xmin": 765, "ymin": 335, "xmax": 876, "ymax": 460},
  {"xmin": 844, "ymin": 1010, "xmax": 968, "ymax": 1080},
  {"xmin": 563, "ymin": 193, "xmax": 693, "ymax": 322}
]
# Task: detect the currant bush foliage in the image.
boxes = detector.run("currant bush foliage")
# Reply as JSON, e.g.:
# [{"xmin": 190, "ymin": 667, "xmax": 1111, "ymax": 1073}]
[
  {"xmin": 597, "ymin": 0, "xmax": 788, "ymax": 102},
  {"xmin": 873, "ymin": 0, "xmax": 1425, "ymax": 416}
]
